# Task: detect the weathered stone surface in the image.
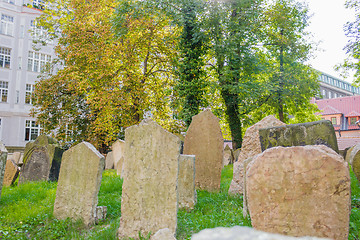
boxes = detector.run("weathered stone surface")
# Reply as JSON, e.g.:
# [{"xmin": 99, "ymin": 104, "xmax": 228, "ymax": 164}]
[
  {"xmin": 246, "ymin": 145, "xmax": 350, "ymax": 240},
  {"xmin": 112, "ymin": 140, "xmax": 125, "ymax": 177},
  {"xmin": 348, "ymin": 144, "xmax": 360, "ymax": 183},
  {"xmin": 259, "ymin": 120, "xmax": 339, "ymax": 153},
  {"xmin": 95, "ymin": 206, "xmax": 107, "ymax": 223},
  {"xmin": 223, "ymin": 145, "xmax": 233, "ymax": 167},
  {"xmin": 229, "ymin": 115, "xmax": 285, "ymax": 195},
  {"xmin": 118, "ymin": 119, "xmax": 181, "ymax": 239},
  {"xmin": 178, "ymin": 154, "xmax": 196, "ymax": 210},
  {"xmin": 19, "ymin": 135, "xmax": 63, "ymax": 184},
  {"xmin": 105, "ymin": 151, "xmax": 114, "ymax": 169},
  {"xmin": 10, "ymin": 152, "xmax": 22, "ymax": 165},
  {"xmin": 191, "ymin": 226, "xmax": 331, "ymax": 240},
  {"xmin": 233, "ymin": 148, "xmax": 241, "ymax": 163},
  {"xmin": 53, "ymin": 142, "xmax": 105, "ymax": 226},
  {"xmin": 3, "ymin": 159, "xmax": 19, "ymax": 186},
  {"xmin": 0, "ymin": 142, "xmax": 8, "ymax": 199},
  {"xmin": 242, "ymin": 155, "xmax": 256, "ymax": 218},
  {"xmin": 183, "ymin": 109, "xmax": 223, "ymax": 192},
  {"xmin": 150, "ymin": 228, "xmax": 177, "ymax": 240}
]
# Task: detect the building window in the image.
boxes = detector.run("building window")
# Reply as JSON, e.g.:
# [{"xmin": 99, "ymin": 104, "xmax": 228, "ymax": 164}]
[
  {"xmin": 0, "ymin": 14, "xmax": 14, "ymax": 36},
  {"xmin": 0, "ymin": 47, "xmax": 11, "ymax": 68},
  {"xmin": 350, "ymin": 117, "xmax": 357, "ymax": 125},
  {"xmin": 0, "ymin": 81, "xmax": 8, "ymax": 102},
  {"xmin": 32, "ymin": 0, "xmax": 44, "ymax": 9},
  {"xmin": 331, "ymin": 117, "xmax": 337, "ymax": 125},
  {"xmin": 30, "ymin": 20, "xmax": 51, "ymax": 43},
  {"xmin": 25, "ymin": 84, "xmax": 35, "ymax": 104},
  {"xmin": 2, "ymin": 0, "xmax": 15, "ymax": 4},
  {"xmin": 334, "ymin": 93, "xmax": 337, "ymax": 98},
  {"xmin": 322, "ymin": 89, "xmax": 326, "ymax": 97},
  {"xmin": 25, "ymin": 120, "xmax": 41, "ymax": 141},
  {"xmin": 328, "ymin": 91, "xmax": 332, "ymax": 99},
  {"xmin": 16, "ymin": 90, "xmax": 19, "ymax": 104},
  {"xmin": 27, "ymin": 51, "xmax": 51, "ymax": 72}
]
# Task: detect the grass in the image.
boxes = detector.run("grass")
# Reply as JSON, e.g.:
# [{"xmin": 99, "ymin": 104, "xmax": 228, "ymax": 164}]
[{"xmin": 0, "ymin": 166, "xmax": 359, "ymax": 239}]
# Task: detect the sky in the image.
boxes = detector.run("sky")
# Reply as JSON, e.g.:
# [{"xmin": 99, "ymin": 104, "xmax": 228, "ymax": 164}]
[{"xmin": 305, "ymin": 0, "xmax": 356, "ymax": 83}]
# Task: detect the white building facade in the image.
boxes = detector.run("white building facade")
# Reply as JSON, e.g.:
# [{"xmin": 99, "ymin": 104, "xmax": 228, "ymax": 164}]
[{"xmin": 0, "ymin": 0, "xmax": 54, "ymax": 150}]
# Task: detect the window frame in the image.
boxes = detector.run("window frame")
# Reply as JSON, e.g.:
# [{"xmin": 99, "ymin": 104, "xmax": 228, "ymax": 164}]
[
  {"xmin": 25, "ymin": 120, "xmax": 41, "ymax": 141},
  {"xmin": 0, "ymin": 14, "xmax": 14, "ymax": 36},
  {"xmin": 0, "ymin": 47, "xmax": 11, "ymax": 69}
]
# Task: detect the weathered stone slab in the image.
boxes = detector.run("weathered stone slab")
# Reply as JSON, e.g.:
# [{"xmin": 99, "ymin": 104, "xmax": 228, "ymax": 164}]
[
  {"xmin": 10, "ymin": 152, "xmax": 22, "ymax": 165},
  {"xmin": 191, "ymin": 226, "xmax": 331, "ymax": 240},
  {"xmin": 183, "ymin": 109, "xmax": 223, "ymax": 192},
  {"xmin": 246, "ymin": 145, "xmax": 350, "ymax": 240},
  {"xmin": 229, "ymin": 115, "xmax": 285, "ymax": 195},
  {"xmin": 105, "ymin": 151, "xmax": 114, "ymax": 169},
  {"xmin": 19, "ymin": 135, "xmax": 63, "ymax": 184},
  {"xmin": 348, "ymin": 144, "xmax": 360, "ymax": 183},
  {"xmin": 222, "ymin": 145, "xmax": 233, "ymax": 167},
  {"xmin": 112, "ymin": 140, "xmax": 125, "ymax": 177},
  {"xmin": 233, "ymin": 148, "xmax": 241, "ymax": 163},
  {"xmin": 259, "ymin": 120, "xmax": 339, "ymax": 153},
  {"xmin": 178, "ymin": 154, "xmax": 196, "ymax": 210},
  {"xmin": 118, "ymin": 119, "xmax": 181, "ymax": 239},
  {"xmin": 53, "ymin": 142, "xmax": 105, "ymax": 226},
  {"xmin": 0, "ymin": 142, "xmax": 8, "ymax": 199},
  {"xmin": 3, "ymin": 159, "xmax": 19, "ymax": 186}
]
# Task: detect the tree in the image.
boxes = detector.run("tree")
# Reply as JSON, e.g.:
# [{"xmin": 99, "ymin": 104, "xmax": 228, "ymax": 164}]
[
  {"xmin": 261, "ymin": 0, "xmax": 320, "ymax": 123},
  {"xmin": 206, "ymin": 0, "xmax": 268, "ymax": 149},
  {"xmin": 342, "ymin": 0, "xmax": 360, "ymax": 85},
  {"xmin": 33, "ymin": 0, "xmax": 181, "ymax": 152}
]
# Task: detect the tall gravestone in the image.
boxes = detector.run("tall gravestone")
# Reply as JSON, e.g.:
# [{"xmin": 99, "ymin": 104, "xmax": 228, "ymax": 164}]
[
  {"xmin": 229, "ymin": 115, "xmax": 285, "ymax": 195},
  {"xmin": 53, "ymin": 142, "xmax": 105, "ymax": 226},
  {"xmin": 0, "ymin": 142, "xmax": 8, "ymax": 199},
  {"xmin": 112, "ymin": 139, "xmax": 125, "ymax": 177},
  {"xmin": 19, "ymin": 135, "xmax": 63, "ymax": 184},
  {"xmin": 105, "ymin": 151, "xmax": 114, "ymax": 169},
  {"xmin": 223, "ymin": 145, "xmax": 233, "ymax": 167},
  {"xmin": 118, "ymin": 119, "xmax": 181, "ymax": 239},
  {"xmin": 178, "ymin": 154, "xmax": 196, "ymax": 210},
  {"xmin": 3, "ymin": 159, "xmax": 19, "ymax": 187},
  {"xmin": 259, "ymin": 120, "xmax": 339, "ymax": 153},
  {"xmin": 183, "ymin": 109, "xmax": 223, "ymax": 192},
  {"xmin": 246, "ymin": 145, "xmax": 350, "ymax": 240}
]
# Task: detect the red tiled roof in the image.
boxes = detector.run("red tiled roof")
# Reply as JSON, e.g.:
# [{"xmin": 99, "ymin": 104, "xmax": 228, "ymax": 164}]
[
  {"xmin": 345, "ymin": 111, "xmax": 360, "ymax": 117},
  {"xmin": 337, "ymin": 137, "xmax": 360, "ymax": 150},
  {"xmin": 317, "ymin": 105, "xmax": 342, "ymax": 115},
  {"xmin": 315, "ymin": 95, "xmax": 360, "ymax": 117}
]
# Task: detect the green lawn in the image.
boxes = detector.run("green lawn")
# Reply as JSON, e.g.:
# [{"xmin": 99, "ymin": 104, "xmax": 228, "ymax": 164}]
[{"xmin": 0, "ymin": 165, "xmax": 359, "ymax": 239}]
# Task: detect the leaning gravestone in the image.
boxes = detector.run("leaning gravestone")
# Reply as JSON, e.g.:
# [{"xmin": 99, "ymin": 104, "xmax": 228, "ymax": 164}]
[
  {"xmin": 246, "ymin": 145, "xmax": 350, "ymax": 240},
  {"xmin": 118, "ymin": 119, "xmax": 181, "ymax": 239},
  {"xmin": 229, "ymin": 115, "xmax": 285, "ymax": 195},
  {"xmin": 178, "ymin": 154, "xmax": 196, "ymax": 210},
  {"xmin": 3, "ymin": 159, "xmax": 19, "ymax": 187},
  {"xmin": 347, "ymin": 144, "xmax": 360, "ymax": 183},
  {"xmin": 19, "ymin": 135, "xmax": 63, "ymax": 184},
  {"xmin": 53, "ymin": 142, "xmax": 105, "ymax": 226},
  {"xmin": 112, "ymin": 139, "xmax": 125, "ymax": 177},
  {"xmin": 259, "ymin": 120, "xmax": 339, "ymax": 153},
  {"xmin": 0, "ymin": 142, "xmax": 8, "ymax": 199},
  {"xmin": 183, "ymin": 109, "xmax": 223, "ymax": 192}
]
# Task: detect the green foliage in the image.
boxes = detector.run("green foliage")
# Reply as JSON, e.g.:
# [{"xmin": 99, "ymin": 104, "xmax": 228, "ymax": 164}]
[{"xmin": 341, "ymin": 0, "xmax": 360, "ymax": 85}]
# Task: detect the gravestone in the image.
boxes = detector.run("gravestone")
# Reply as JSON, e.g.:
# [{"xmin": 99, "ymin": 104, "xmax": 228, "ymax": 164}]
[
  {"xmin": 105, "ymin": 151, "xmax": 114, "ymax": 169},
  {"xmin": 178, "ymin": 154, "xmax": 196, "ymax": 210},
  {"xmin": 246, "ymin": 145, "xmax": 350, "ymax": 240},
  {"xmin": 191, "ymin": 226, "xmax": 331, "ymax": 240},
  {"xmin": 233, "ymin": 148, "xmax": 241, "ymax": 162},
  {"xmin": 112, "ymin": 139, "xmax": 125, "ymax": 177},
  {"xmin": 118, "ymin": 119, "xmax": 181, "ymax": 239},
  {"xmin": 223, "ymin": 145, "xmax": 233, "ymax": 167},
  {"xmin": 259, "ymin": 120, "xmax": 339, "ymax": 153},
  {"xmin": 183, "ymin": 109, "xmax": 223, "ymax": 192},
  {"xmin": 19, "ymin": 135, "xmax": 63, "ymax": 184},
  {"xmin": 229, "ymin": 115, "xmax": 285, "ymax": 195},
  {"xmin": 3, "ymin": 159, "xmax": 19, "ymax": 186},
  {"xmin": 151, "ymin": 228, "xmax": 177, "ymax": 240},
  {"xmin": 0, "ymin": 142, "xmax": 8, "ymax": 199},
  {"xmin": 348, "ymin": 144, "xmax": 360, "ymax": 183},
  {"xmin": 53, "ymin": 142, "xmax": 105, "ymax": 226}
]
